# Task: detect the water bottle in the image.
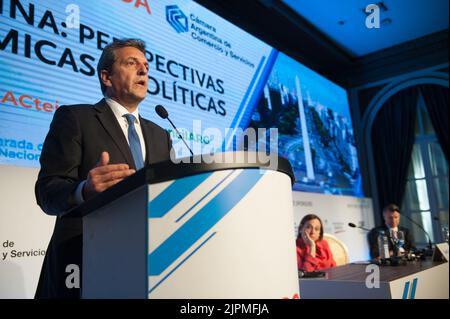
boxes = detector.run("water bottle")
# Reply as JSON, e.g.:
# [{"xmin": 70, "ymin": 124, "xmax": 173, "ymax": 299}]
[{"xmin": 377, "ymin": 230, "xmax": 390, "ymax": 259}]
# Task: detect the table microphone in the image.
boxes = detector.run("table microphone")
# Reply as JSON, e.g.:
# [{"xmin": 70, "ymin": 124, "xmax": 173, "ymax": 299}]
[
  {"xmin": 397, "ymin": 211, "xmax": 434, "ymax": 252},
  {"xmin": 348, "ymin": 222, "xmax": 372, "ymax": 232},
  {"xmin": 155, "ymin": 104, "xmax": 194, "ymax": 156}
]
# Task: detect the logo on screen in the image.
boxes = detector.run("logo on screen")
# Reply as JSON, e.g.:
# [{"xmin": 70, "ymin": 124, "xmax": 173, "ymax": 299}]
[{"xmin": 166, "ymin": 5, "xmax": 189, "ymax": 33}]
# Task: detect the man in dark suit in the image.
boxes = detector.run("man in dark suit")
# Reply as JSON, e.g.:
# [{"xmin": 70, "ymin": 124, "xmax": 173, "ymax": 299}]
[
  {"xmin": 368, "ymin": 203, "xmax": 415, "ymax": 259},
  {"xmin": 34, "ymin": 39, "xmax": 172, "ymax": 298}
]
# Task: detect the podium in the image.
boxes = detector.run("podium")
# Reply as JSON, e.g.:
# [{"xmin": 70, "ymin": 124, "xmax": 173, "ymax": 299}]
[{"xmin": 65, "ymin": 152, "xmax": 299, "ymax": 299}]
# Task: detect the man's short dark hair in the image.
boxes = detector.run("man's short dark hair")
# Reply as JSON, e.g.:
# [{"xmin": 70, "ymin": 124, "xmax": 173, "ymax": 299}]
[
  {"xmin": 383, "ymin": 203, "xmax": 400, "ymax": 214},
  {"xmin": 97, "ymin": 38, "xmax": 146, "ymax": 94}
]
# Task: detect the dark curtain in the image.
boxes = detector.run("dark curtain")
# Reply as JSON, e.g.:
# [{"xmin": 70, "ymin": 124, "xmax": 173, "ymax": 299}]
[
  {"xmin": 372, "ymin": 86, "xmax": 419, "ymax": 220},
  {"xmin": 420, "ymin": 84, "xmax": 449, "ymax": 161}
]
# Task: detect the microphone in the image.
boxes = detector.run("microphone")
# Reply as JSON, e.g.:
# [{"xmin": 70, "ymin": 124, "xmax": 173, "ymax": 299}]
[
  {"xmin": 398, "ymin": 212, "xmax": 433, "ymax": 252},
  {"xmin": 155, "ymin": 105, "xmax": 194, "ymax": 156},
  {"xmin": 348, "ymin": 222, "xmax": 371, "ymax": 232}
]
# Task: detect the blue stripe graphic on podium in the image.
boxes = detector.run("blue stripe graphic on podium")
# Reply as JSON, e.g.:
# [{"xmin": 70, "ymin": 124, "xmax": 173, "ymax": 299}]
[
  {"xmin": 148, "ymin": 232, "xmax": 217, "ymax": 294},
  {"xmin": 402, "ymin": 278, "xmax": 418, "ymax": 299},
  {"xmin": 175, "ymin": 170, "xmax": 235, "ymax": 223},
  {"xmin": 148, "ymin": 169, "xmax": 264, "ymax": 279},
  {"xmin": 148, "ymin": 172, "xmax": 213, "ymax": 218}
]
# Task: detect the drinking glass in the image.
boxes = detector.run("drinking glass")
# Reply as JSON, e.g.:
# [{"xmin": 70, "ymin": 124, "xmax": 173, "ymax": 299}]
[{"xmin": 396, "ymin": 230, "xmax": 405, "ymax": 255}]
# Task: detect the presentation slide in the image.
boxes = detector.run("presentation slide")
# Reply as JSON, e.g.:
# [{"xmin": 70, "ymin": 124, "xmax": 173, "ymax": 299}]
[
  {"xmin": 0, "ymin": 0, "xmax": 362, "ymax": 196},
  {"xmin": 249, "ymin": 53, "xmax": 362, "ymax": 196}
]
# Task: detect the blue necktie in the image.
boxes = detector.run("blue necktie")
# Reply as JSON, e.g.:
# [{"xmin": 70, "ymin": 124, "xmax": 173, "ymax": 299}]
[{"xmin": 124, "ymin": 114, "xmax": 144, "ymax": 170}]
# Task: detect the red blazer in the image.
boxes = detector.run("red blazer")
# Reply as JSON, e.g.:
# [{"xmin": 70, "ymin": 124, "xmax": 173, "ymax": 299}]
[{"xmin": 296, "ymin": 238, "xmax": 336, "ymax": 272}]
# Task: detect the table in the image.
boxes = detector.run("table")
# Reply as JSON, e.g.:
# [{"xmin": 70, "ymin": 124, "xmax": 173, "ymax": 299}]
[{"xmin": 299, "ymin": 260, "xmax": 448, "ymax": 299}]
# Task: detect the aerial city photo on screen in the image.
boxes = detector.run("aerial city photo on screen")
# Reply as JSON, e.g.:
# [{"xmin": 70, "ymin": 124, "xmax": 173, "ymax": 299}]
[{"xmin": 249, "ymin": 52, "xmax": 363, "ymax": 197}]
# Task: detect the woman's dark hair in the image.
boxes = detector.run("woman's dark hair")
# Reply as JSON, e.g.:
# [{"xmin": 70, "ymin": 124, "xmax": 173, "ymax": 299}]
[{"xmin": 297, "ymin": 214, "xmax": 324, "ymax": 241}]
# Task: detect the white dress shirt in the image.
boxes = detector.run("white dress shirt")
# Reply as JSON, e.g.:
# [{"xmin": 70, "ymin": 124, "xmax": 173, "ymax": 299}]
[{"xmin": 388, "ymin": 227, "xmax": 399, "ymax": 238}]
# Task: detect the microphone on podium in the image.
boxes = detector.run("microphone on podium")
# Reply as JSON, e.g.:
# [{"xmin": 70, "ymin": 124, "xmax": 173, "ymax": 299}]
[
  {"xmin": 155, "ymin": 104, "xmax": 194, "ymax": 156},
  {"xmin": 348, "ymin": 222, "xmax": 372, "ymax": 232}
]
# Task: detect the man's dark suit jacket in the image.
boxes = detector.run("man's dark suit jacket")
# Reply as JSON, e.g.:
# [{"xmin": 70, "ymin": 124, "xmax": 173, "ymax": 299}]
[
  {"xmin": 34, "ymin": 99, "xmax": 172, "ymax": 298},
  {"xmin": 367, "ymin": 225, "xmax": 415, "ymax": 259}
]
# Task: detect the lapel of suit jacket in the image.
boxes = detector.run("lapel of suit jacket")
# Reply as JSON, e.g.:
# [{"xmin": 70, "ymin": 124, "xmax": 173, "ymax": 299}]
[
  {"xmin": 140, "ymin": 116, "xmax": 153, "ymax": 166},
  {"xmin": 94, "ymin": 99, "xmax": 136, "ymax": 169}
]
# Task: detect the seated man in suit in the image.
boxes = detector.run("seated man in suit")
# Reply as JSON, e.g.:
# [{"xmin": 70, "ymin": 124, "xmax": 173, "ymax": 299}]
[
  {"xmin": 368, "ymin": 203, "xmax": 415, "ymax": 259},
  {"xmin": 35, "ymin": 38, "xmax": 172, "ymax": 298}
]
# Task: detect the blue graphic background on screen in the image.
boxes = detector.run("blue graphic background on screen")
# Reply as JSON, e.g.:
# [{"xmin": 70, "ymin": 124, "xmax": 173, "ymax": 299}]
[
  {"xmin": 0, "ymin": 0, "xmax": 363, "ymax": 197},
  {"xmin": 0, "ymin": 0, "xmax": 274, "ymax": 166},
  {"xmin": 249, "ymin": 52, "xmax": 363, "ymax": 197}
]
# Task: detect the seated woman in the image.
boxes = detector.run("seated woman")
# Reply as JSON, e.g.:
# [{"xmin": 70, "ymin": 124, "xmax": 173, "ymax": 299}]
[{"xmin": 296, "ymin": 214, "xmax": 336, "ymax": 272}]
